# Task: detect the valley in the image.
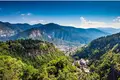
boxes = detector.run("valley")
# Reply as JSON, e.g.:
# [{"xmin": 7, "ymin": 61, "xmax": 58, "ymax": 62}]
[
  {"xmin": 0, "ymin": 21, "xmax": 120, "ymax": 80},
  {"xmin": 0, "ymin": 21, "xmax": 110, "ymax": 52},
  {"xmin": 0, "ymin": 1, "xmax": 120, "ymax": 80}
]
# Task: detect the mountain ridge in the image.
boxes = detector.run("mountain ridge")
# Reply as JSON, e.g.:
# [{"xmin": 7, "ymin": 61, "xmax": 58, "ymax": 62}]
[{"xmin": 0, "ymin": 21, "xmax": 110, "ymax": 46}]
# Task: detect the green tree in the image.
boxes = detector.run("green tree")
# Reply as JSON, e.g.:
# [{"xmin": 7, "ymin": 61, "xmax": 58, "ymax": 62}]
[{"xmin": 0, "ymin": 55, "xmax": 24, "ymax": 80}]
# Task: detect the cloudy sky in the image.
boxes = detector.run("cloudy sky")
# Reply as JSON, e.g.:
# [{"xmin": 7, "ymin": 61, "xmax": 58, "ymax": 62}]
[{"xmin": 0, "ymin": 1, "xmax": 120, "ymax": 28}]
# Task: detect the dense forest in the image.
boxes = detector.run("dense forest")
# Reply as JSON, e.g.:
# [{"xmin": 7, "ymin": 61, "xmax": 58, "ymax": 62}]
[
  {"xmin": 73, "ymin": 32, "xmax": 120, "ymax": 80},
  {"xmin": 0, "ymin": 39, "xmax": 79, "ymax": 80}
]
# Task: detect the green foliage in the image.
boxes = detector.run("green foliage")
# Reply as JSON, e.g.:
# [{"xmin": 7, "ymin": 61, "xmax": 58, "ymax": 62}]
[
  {"xmin": 73, "ymin": 33, "xmax": 120, "ymax": 80},
  {"xmin": 39, "ymin": 56, "xmax": 78, "ymax": 80},
  {"xmin": 22, "ymin": 65, "xmax": 39, "ymax": 80},
  {"xmin": 88, "ymin": 51, "xmax": 120, "ymax": 80},
  {"xmin": 0, "ymin": 39, "xmax": 79, "ymax": 80},
  {"xmin": 74, "ymin": 32, "xmax": 120, "ymax": 59},
  {"xmin": 0, "ymin": 55, "xmax": 24, "ymax": 80}
]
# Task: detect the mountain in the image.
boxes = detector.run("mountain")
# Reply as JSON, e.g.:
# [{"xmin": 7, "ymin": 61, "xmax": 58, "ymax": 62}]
[
  {"xmin": 0, "ymin": 21, "xmax": 109, "ymax": 48},
  {"xmin": 0, "ymin": 39, "xmax": 63, "ymax": 63},
  {"xmin": 39, "ymin": 23, "xmax": 109, "ymax": 44},
  {"xmin": 0, "ymin": 39, "xmax": 78, "ymax": 80},
  {"xmin": 0, "ymin": 21, "xmax": 17, "ymax": 40},
  {"xmin": 73, "ymin": 32, "xmax": 120, "ymax": 80},
  {"xmin": 13, "ymin": 23, "xmax": 109, "ymax": 45},
  {"xmin": 98, "ymin": 27, "xmax": 120, "ymax": 34},
  {"xmin": 0, "ymin": 21, "xmax": 41, "ymax": 33},
  {"xmin": 73, "ymin": 32, "xmax": 120, "ymax": 59},
  {"xmin": 0, "ymin": 21, "xmax": 43, "ymax": 40},
  {"xmin": 12, "ymin": 23, "xmax": 43, "ymax": 32},
  {"xmin": 10, "ymin": 28, "xmax": 54, "ymax": 44}
]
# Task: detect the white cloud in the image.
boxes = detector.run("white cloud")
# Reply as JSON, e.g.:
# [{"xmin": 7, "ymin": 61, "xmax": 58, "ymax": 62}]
[
  {"xmin": 79, "ymin": 17, "xmax": 107, "ymax": 28},
  {"xmin": 80, "ymin": 17, "xmax": 87, "ymax": 23},
  {"xmin": 79, "ymin": 16, "xmax": 120, "ymax": 28},
  {"xmin": 21, "ymin": 13, "xmax": 32, "ymax": 16},
  {"xmin": 30, "ymin": 20, "xmax": 45, "ymax": 24},
  {"xmin": 21, "ymin": 14, "xmax": 25, "ymax": 16},
  {"xmin": 113, "ymin": 16, "xmax": 120, "ymax": 22},
  {"xmin": 110, "ymin": 17, "xmax": 120, "ymax": 28},
  {"xmin": 111, "ymin": 22, "xmax": 120, "ymax": 28},
  {"xmin": 27, "ymin": 13, "xmax": 32, "ymax": 16},
  {"xmin": 68, "ymin": 24, "xmax": 76, "ymax": 27},
  {"xmin": 38, "ymin": 20, "xmax": 44, "ymax": 22}
]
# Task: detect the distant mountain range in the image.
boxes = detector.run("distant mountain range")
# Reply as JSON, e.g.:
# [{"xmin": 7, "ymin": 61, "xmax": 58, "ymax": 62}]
[
  {"xmin": 0, "ymin": 21, "xmax": 43, "ymax": 40},
  {"xmin": 10, "ymin": 23, "xmax": 109, "ymax": 46},
  {"xmin": 0, "ymin": 21, "xmax": 118, "ymax": 47},
  {"xmin": 98, "ymin": 27, "xmax": 120, "ymax": 34}
]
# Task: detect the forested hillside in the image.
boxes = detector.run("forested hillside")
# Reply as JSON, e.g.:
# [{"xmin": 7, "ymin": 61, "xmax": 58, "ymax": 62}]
[
  {"xmin": 0, "ymin": 39, "xmax": 78, "ymax": 80},
  {"xmin": 74, "ymin": 32, "xmax": 120, "ymax": 59},
  {"xmin": 73, "ymin": 32, "xmax": 120, "ymax": 80}
]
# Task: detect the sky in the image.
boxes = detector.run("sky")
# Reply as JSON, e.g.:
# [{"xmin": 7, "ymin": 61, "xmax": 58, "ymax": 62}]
[{"xmin": 0, "ymin": 1, "xmax": 120, "ymax": 28}]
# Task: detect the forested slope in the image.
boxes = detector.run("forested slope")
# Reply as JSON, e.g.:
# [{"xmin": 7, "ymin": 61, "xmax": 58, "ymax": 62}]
[
  {"xmin": 0, "ymin": 39, "xmax": 78, "ymax": 80},
  {"xmin": 74, "ymin": 32, "xmax": 120, "ymax": 59},
  {"xmin": 73, "ymin": 32, "xmax": 120, "ymax": 80}
]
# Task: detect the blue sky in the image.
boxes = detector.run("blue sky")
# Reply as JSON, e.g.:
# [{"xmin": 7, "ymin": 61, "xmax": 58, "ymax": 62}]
[{"xmin": 0, "ymin": 1, "xmax": 120, "ymax": 28}]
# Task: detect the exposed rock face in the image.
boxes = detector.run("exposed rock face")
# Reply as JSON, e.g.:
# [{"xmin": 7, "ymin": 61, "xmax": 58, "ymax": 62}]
[
  {"xmin": 29, "ymin": 30, "xmax": 42, "ymax": 39},
  {"xmin": 73, "ymin": 58, "xmax": 90, "ymax": 73},
  {"xmin": 0, "ymin": 30, "xmax": 15, "ymax": 37}
]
